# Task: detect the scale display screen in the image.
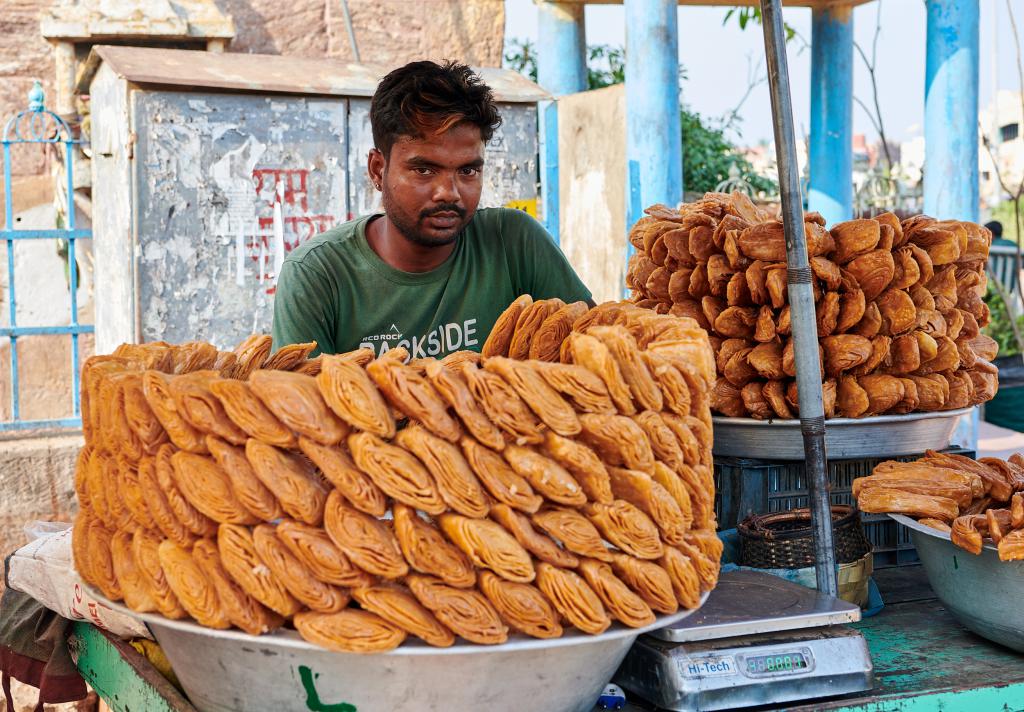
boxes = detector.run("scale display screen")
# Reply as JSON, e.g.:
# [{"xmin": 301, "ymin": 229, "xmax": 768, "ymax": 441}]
[{"xmin": 742, "ymin": 650, "xmax": 812, "ymax": 676}]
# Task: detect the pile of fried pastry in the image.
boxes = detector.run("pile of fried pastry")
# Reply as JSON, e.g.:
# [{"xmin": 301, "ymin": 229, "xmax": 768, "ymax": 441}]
[
  {"xmin": 72, "ymin": 302, "xmax": 721, "ymax": 653},
  {"xmin": 854, "ymin": 451, "xmax": 1024, "ymax": 560},
  {"xmin": 626, "ymin": 192, "xmax": 998, "ymax": 420}
]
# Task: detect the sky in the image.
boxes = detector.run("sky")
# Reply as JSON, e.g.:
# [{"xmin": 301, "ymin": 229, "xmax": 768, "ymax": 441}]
[{"xmin": 503, "ymin": 0, "xmax": 1022, "ymax": 147}]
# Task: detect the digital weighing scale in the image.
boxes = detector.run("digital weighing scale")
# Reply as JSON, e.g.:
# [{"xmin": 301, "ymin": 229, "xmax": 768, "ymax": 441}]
[{"xmin": 615, "ymin": 569, "xmax": 874, "ymax": 710}]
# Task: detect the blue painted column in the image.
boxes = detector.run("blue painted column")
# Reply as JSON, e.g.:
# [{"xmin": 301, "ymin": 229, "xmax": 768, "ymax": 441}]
[
  {"xmin": 808, "ymin": 6, "xmax": 854, "ymax": 225},
  {"xmin": 924, "ymin": 0, "xmax": 980, "ymax": 450},
  {"xmin": 624, "ymin": 0, "xmax": 682, "ymax": 235},
  {"xmin": 537, "ymin": 1, "xmax": 587, "ymax": 245}
]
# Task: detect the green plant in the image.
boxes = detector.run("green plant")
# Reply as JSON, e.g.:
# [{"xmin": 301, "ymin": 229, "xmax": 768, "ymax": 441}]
[
  {"xmin": 984, "ymin": 283, "xmax": 1024, "ymax": 357},
  {"xmin": 991, "ymin": 199, "xmax": 1023, "ymax": 244}
]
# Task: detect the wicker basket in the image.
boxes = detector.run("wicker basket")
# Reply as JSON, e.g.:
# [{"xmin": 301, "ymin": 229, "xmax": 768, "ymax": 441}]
[{"xmin": 738, "ymin": 505, "xmax": 873, "ymax": 569}]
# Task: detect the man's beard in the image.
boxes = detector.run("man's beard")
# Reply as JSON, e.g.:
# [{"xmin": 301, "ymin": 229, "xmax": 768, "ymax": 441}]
[{"xmin": 381, "ymin": 185, "xmax": 467, "ymax": 248}]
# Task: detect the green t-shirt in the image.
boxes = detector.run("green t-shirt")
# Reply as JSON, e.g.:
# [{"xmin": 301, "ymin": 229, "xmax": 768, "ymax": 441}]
[{"xmin": 271, "ymin": 207, "xmax": 592, "ymax": 358}]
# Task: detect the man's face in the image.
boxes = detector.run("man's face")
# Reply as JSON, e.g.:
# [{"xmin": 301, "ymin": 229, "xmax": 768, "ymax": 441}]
[{"xmin": 371, "ymin": 123, "xmax": 485, "ymax": 248}]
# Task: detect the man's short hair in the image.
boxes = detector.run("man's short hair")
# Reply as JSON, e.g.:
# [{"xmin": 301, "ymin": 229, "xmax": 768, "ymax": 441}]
[{"xmin": 370, "ymin": 60, "xmax": 502, "ymax": 157}]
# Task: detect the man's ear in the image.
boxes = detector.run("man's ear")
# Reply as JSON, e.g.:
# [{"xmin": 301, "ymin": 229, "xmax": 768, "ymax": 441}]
[{"xmin": 368, "ymin": 148, "xmax": 385, "ymax": 191}]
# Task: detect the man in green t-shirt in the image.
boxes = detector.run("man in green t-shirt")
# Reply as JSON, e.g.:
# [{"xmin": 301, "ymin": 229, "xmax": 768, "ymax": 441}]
[{"xmin": 272, "ymin": 60, "xmax": 593, "ymax": 358}]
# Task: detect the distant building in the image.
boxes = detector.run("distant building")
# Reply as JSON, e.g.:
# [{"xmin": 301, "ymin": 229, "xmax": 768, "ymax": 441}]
[{"xmin": 979, "ymin": 90, "xmax": 1024, "ymax": 210}]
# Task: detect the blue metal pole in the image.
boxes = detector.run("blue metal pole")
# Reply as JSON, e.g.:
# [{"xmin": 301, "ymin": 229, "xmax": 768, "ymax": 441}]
[
  {"xmin": 808, "ymin": 6, "xmax": 854, "ymax": 225},
  {"xmin": 925, "ymin": 0, "xmax": 980, "ymax": 450},
  {"xmin": 624, "ymin": 0, "xmax": 682, "ymax": 233},
  {"xmin": 537, "ymin": 1, "xmax": 587, "ymax": 246},
  {"xmin": 3, "ymin": 139, "xmax": 18, "ymax": 421}
]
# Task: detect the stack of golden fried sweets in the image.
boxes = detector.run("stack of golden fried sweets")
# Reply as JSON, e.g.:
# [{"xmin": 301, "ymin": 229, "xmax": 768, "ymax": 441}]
[
  {"xmin": 73, "ymin": 302, "xmax": 721, "ymax": 653},
  {"xmin": 626, "ymin": 192, "xmax": 999, "ymax": 419}
]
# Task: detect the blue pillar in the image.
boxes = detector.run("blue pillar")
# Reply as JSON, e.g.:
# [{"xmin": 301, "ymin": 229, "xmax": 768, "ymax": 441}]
[
  {"xmin": 625, "ymin": 0, "xmax": 682, "ymax": 235},
  {"xmin": 924, "ymin": 0, "xmax": 980, "ymax": 449},
  {"xmin": 808, "ymin": 6, "xmax": 854, "ymax": 225},
  {"xmin": 537, "ymin": 1, "xmax": 587, "ymax": 246}
]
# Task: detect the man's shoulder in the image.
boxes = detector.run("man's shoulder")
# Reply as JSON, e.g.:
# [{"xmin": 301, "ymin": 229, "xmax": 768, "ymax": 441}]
[
  {"xmin": 285, "ymin": 215, "xmax": 370, "ymax": 265},
  {"xmin": 469, "ymin": 207, "xmax": 553, "ymax": 246}
]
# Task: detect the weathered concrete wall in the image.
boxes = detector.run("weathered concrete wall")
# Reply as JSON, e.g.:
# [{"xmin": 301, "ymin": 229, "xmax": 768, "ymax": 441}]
[{"xmin": 558, "ymin": 84, "xmax": 628, "ymax": 303}]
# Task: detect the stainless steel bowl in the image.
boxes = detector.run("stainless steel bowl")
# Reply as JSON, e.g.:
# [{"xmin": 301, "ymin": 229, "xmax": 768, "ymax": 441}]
[
  {"xmin": 891, "ymin": 514, "xmax": 1024, "ymax": 653},
  {"xmin": 712, "ymin": 407, "xmax": 972, "ymax": 460},
  {"xmin": 95, "ymin": 592, "xmax": 708, "ymax": 712}
]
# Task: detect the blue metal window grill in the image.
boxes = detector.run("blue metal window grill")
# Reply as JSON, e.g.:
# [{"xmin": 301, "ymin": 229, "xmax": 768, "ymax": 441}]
[{"xmin": 1, "ymin": 81, "xmax": 93, "ymax": 431}]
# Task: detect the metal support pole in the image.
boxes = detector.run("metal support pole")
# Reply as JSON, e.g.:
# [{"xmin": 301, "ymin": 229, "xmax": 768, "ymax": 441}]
[
  {"xmin": 808, "ymin": 6, "xmax": 854, "ymax": 225},
  {"xmin": 624, "ymin": 0, "xmax": 682, "ymax": 233},
  {"xmin": 760, "ymin": 0, "xmax": 838, "ymax": 597},
  {"xmin": 537, "ymin": 1, "xmax": 587, "ymax": 246},
  {"xmin": 925, "ymin": 0, "xmax": 980, "ymax": 450},
  {"xmin": 339, "ymin": 0, "xmax": 361, "ymax": 62}
]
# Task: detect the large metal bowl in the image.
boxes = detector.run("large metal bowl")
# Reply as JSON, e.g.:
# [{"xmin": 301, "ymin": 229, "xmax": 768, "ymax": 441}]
[
  {"xmin": 712, "ymin": 407, "xmax": 972, "ymax": 460},
  {"xmin": 94, "ymin": 590, "xmax": 708, "ymax": 712},
  {"xmin": 891, "ymin": 514, "xmax": 1024, "ymax": 653}
]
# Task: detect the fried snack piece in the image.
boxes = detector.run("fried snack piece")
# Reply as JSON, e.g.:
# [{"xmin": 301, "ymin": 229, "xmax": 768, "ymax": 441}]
[
  {"xmin": 110, "ymin": 529, "xmax": 156, "ymax": 613},
  {"xmin": 130, "ymin": 529, "xmax": 187, "ymax": 619},
  {"xmin": 634, "ymin": 411, "xmax": 685, "ymax": 471},
  {"xmin": 530, "ymin": 301, "xmax": 590, "ymax": 362},
  {"xmin": 530, "ymin": 361, "xmax": 616, "ymax": 415},
  {"xmin": 503, "ymin": 445, "xmax": 586, "ymax": 506},
  {"xmin": 951, "ymin": 515, "xmax": 985, "ymax": 555},
  {"xmin": 217, "ymin": 524, "xmax": 301, "ymax": 617},
  {"xmin": 293, "ymin": 356, "xmax": 323, "ymax": 376},
  {"xmin": 585, "ymin": 501, "xmax": 664, "ymax": 560},
  {"xmin": 263, "ymin": 341, "xmax": 317, "ymax": 371},
  {"xmin": 157, "ymin": 541, "xmax": 230, "ymax": 628},
  {"xmin": 170, "ymin": 450, "xmax": 260, "ymax": 525},
  {"xmin": 192, "ymin": 539, "xmax": 284, "ymax": 635},
  {"xmin": 846, "ymin": 250, "xmax": 895, "ymax": 301},
  {"xmin": 137, "ymin": 458, "xmax": 197, "ymax": 549},
  {"xmin": 566, "ymin": 333, "xmax": 636, "ymax": 415},
  {"xmin": 464, "ymin": 364, "xmax": 545, "ymax": 444},
  {"xmin": 276, "ymin": 519, "xmax": 374, "ymax": 589},
  {"xmin": 393, "ymin": 426, "xmax": 488, "ymax": 518},
  {"xmin": 461, "ymin": 437, "xmax": 543, "ymax": 513},
  {"xmin": 852, "ymin": 476, "xmax": 972, "ymax": 508},
  {"xmin": 483, "ymin": 295, "xmax": 534, "ymax": 357},
  {"xmin": 295, "ymin": 609, "xmax": 406, "ymax": 653},
  {"xmin": 859, "ymin": 374, "xmax": 906, "ymax": 416},
  {"xmin": 252, "ymin": 525, "xmax": 349, "ymax": 613},
  {"xmin": 507, "ymin": 298, "xmax": 564, "ymax": 360},
  {"xmin": 208, "ymin": 378, "xmax": 297, "ymax": 448},
  {"xmin": 586, "ymin": 326, "xmax": 664, "ymax": 412},
  {"xmin": 154, "ymin": 445, "xmax": 218, "ymax": 537},
  {"xmin": 876, "ymin": 288, "xmax": 917, "ymax": 335},
  {"xmin": 406, "ymin": 574, "xmax": 509, "ymax": 645},
  {"xmin": 541, "ymin": 432, "xmax": 613, "ymax": 504},
  {"xmin": 249, "ymin": 370, "xmax": 348, "ymax": 446},
  {"xmin": 710, "ymin": 377, "xmax": 746, "ymax": 417},
  {"xmin": 822, "ymin": 335, "xmax": 872, "ymax": 377},
  {"xmin": 297, "ymin": 436, "xmax": 386, "ymax": 517},
  {"xmin": 349, "ymin": 431, "xmax": 446, "ymax": 514},
  {"xmin": 997, "ymin": 529, "xmax": 1024, "ymax": 561},
  {"xmin": 985, "ymin": 508, "xmax": 1014, "ymax": 545},
  {"xmin": 837, "ymin": 376, "xmax": 870, "ymax": 418},
  {"xmin": 831, "ymin": 219, "xmax": 881, "ymax": 264},
  {"xmin": 608, "ymin": 467, "xmax": 688, "ymax": 545},
  {"xmin": 425, "ymin": 361, "xmax": 506, "ymax": 451},
  {"xmin": 438, "ymin": 513, "xmax": 535, "ymax": 583},
  {"xmin": 142, "ymin": 371, "xmax": 209, "ymax": 453},
  {"xmin": 532, "ymin": 507, "xmax": 612, "ymax": 562},
  {"xmin": 490, "ymin": 504, "xmax": 579, "ymax": 568},
  {"xmin": 857, "ymin": 488, "xmax": 959, "ymax": 522},
  {"xmin": 484, "ymin": 357, "xmax": 580, "ymax": 436},
  {"xmin": 245, "ymin": 439, "xmax": 328, "ymax": 525},
  {"xmin": 122, "ymin": 375, "xmax": 169, "ymax": 453},
  {"xmin": 172, "ymin": 341, "xmax": 219, "ymax": 374},
  {"xmin": 316, "ymin": 354, "xmax": 396, "ymax": 438},
  {"xmin": 393, "ymin": 504, "xmax": 476, "ymax": 588},
  {"xmin": 169, "ymin": 371, "xmax": 249, "ymax": 445},
  {"xmin": 478, "ymin": 570, "xmax": 562, "ymax": 639},
  {"xmin": 978, "ymin": 457, "xmax": 1024, "ymax": 493},
  {"xmin": 922, "ymin": 450, "xmax": 1011, "ymax": 501},
  {"xmin": 871, "ymin": 460, "xmax": 983, "ymax": 498},
  {"xmin": 579, "ymin": 413, "xmax": 655, "ymax": 472},
  {"xmin": 609, "ymin": 552, "xmax": 678, "ymax": 615},
  {"xmin": 224, "ymin": 335, "xmax": 272, "ymax": 380},
  {"xmin": 578, "ymin": 558, "xmax": 655, "ymax": 628},
  {"xmin": 324, "ymin": 491, "xmax": 407, "ymax": 579},
  {"xmin": 119, "ymin": 457, "xmax": 152, "ymax": 530},
  {"xmin": 535, "ymin": 562, "xmax": 611, "ymax": 635},
  {"xmin": 651, "ymin": 462, "xmax": 694, "ymax": 532},
  {"xmin": 918, "ymin": 518, "xmax": 952, "ymax": 533},
  {"xmin": 643, "ymin": 353, "xmax": 691, "ymax": 418},
  {"xmin": 1012, "ymin": 492, "xmax": 1024, "ymax": 529},
  {"xmin": 351, "ymin": 584, "xmax": 454, "ymax": 647},
  {"xmin": 677, "ymin": 540, "xmax": 719, "ymax": 592}
]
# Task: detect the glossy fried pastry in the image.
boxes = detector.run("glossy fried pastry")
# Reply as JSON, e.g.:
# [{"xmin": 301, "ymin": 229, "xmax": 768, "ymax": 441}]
[
  {"xmin": 651, "ymin": 462, "xmax": 694, "ymax": 530},
  {"xmin": 324, "ymin": 491, "xmax": 408, "ymax": 579},
  {"xmin": 171, "ymin": 450, "xmax": 260, "ymax": 525},
  {"xmin": 225, "ymin": 334, "xmax": 272, "ymax": 380},
  {"xmin": 845, "ymin": 250, "xmax": 895, "ymax": 301},
  {"xmin": 1012, "ymin": 492, "xmax": 1024, "ymax": 529},
  {"xmin": 154, "ymin": 445, "xmax": 218, "ymax": 537},
  {"xmin": 460, "ymin": 437, "xmax": 543, "ymax": 513},
  {"xmin": 203, "ymin": 436, "xmax": 283, "ymax": 523},
  {"xmin": 821, "ymin": 335, "xmax": 872, "ymax": 377},
  {"xmin": 837, "ymin": 376, "xmax": 870, "ymax": 418},
  {"xmin": 509, "ymin": 298, "xmax": 564, "ymax": 360},
  {"xmin": 710, "ymin": 377, "xmax": 745, "ymax": 417},
  {"xmin": 483, "ymin": 295, "xmax": 534, "ymax": 357},
  {"xmin": 351, "ymin": 584, "xmax": 454, "ymax": 647},
  {"xmin": 245, "ymin": 439, "xmax": 328, "ymax": 525},
  {"xmin": 830, "ymin": 218, "xmax": 881, "ymax": 263},
  {"xmin": 541, "ymin": 432, "xmax": 613, "ymax": 504},
  {"xmin": 643, "ymin": 353, "xmax": 691, "ymax": 418},
  {"xmin": 172, "ymin": 341, "xmax": 219, "ymax": 374},
  {"xmin": 138, "ymin": 457, "xmax": 198, "ymax": 548},
  {"xmin": 130, "ymin": 529, "xmax": 187, "ymax": 619},
  {"xmin": 677, "ymin": 540, "xmax": 719, "ymax": 592},
  {"xmin": 122, "ymin": 374, "xmax": 169, "ymax": 453},
  {"xmin": 609, "ymin": 552, "xmax": 678, "ymax": 615},
  {"xmin": 157, "ymin": 541, "xmax": 230, "ymax": 629},
  {"xmin": 438, "ymin": 513, "xmax": 535, "ymax": 583},
  {"xmin": 142, "ymin": 370, "xmax": 209, "ymax": 453},
  {"xmin": 394, "ymin": 425, "xmax": 488, "ymax": 518},
  {"xmin": 634, "ymin": 411, "xmax": 685, "ymax": 471},
  {"xmin": 871, "ymin": 460, "xmax": 983, "ymax": 497},
  {"xmin": 858, "ymin": 488, "xmax": 959, "ymax": 522},
  {"xmin": 584, "ymin": 501, "xmax": 664, "ymax": 560},
  {"xmin": 168, "ymin": 371, "xmax": 249, "ymax": 445},
  {"xmin": 490, "ymin": 504, "xmax": 579, "ymax": 568},
  {"xmin": 349, "ymin": 431, "xmax": 446, "ymax": 514},
  {"xmin": 484, "ymin": 357, "xmax": 581, "ymax": 436},
  {"xmin": 406, "ymin": 574, "xmax": 509, "ymax": 645},
  {"xmin": 294, "ymin": 609, "xmax": 406, "ymax": 653},
  {"xmin": 463, "ymin": 364, "xmax": 545, "ymax": 444},
  {"xmin": 921, "ymin": 450, "xmax": 1006, "ymax": 500},
  {"xmin": 852, "ymin": 477, "xmax": 972, "ymax": 508},
  {"xmin": 530, "ymin": 301, "xmax": 589, "ymax": 362},
  {"xmin": 503, "ymin": 445, "xmax": 586, "ymax": 506},
  {"xmin": 297, "ymin": 436, "xmax": 386, "ymax": 517},
  {"xmin": 997, "ymin": 529, "xmax": 1024, "ymax": 561},
  {"xmin": 578, "ymin": 557, "xmax": 655, "ymax": 628},
  {"xmin": 249, "ymin": 370, "xmax": 349, "ymax": 446},
  {"xmin": 535, "ymin": 562, "xmax": 611, "ymax": 635},
  {"xmin": 110, "ymin": 529, "xmax": 156, "ymax": 613},
  {"xmin": 252, "ymin": 524, "xmax": 349, "ymax": 613},
  {"xmin": 566, "ymin": 333, "xmax": 636, "ymax": 415},
  {"xmin": 586, "ymin": 326, "xmax": 664, "ymax": 412},
  {"xmin": 262, "ymin": 341, "xmax": 317, "ymax": 371},
  {"xmin": 951, "ymin": 515, "xmax": 985, "ymax": 555},
  {"xmin": 192, "ymin": 539, "xmax": 284, "ymax": 635},
  {"xmin": 218, "ymin": 524, "xmax": 301, "ymax": 617},
  {"xmin": 425, "ymin": 361, "xmax": 506, "ymax": 451},
  {"xmin": 393, "ymin": 504, "xmax": 476, "ymax": 588},
  {"xmin": 478, "ymin": 570, "xmax": 562, "ymax": 639},
  {"xmin": 208, "ymin": 378, "xmax": 297, "ymax": 448},
  {"xmin": 579, "ymin": 413, "xmax": 655, "ymax": 471},
  {"xmin": 276, "ymin": 519, "xmax": 374, "ymax": 589},
  {"xmin": 292, "ymin": 356, "xmax": 323, "ymax": 376},
  {"xmin": 119, "ymin": 457, "xmax": 152, "ymax": 530},
  {"xmin": 608, "ymin": 467, "xmax": 688, "ymax": 545},
  {"xmin": 985, "ymin": 508, "xmax": 1013, "ymax": 545},
  {"xmin": 858, "ymin": 374, "xmax": 905, "ymax": 416},
  {"xmin": 316, "ymin": 354, "xmax": 396, "ymax": 438},
  {"xmin": 529, "ymin": 361, "xmax": 616, "ymax": 415},
  {"xmin": 531, "ymin": 507, "xmax": 612, "ymax": 562},
  {"xmin": 918, "ymin": 518, "xmax": 952, "ymax": 533}
]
